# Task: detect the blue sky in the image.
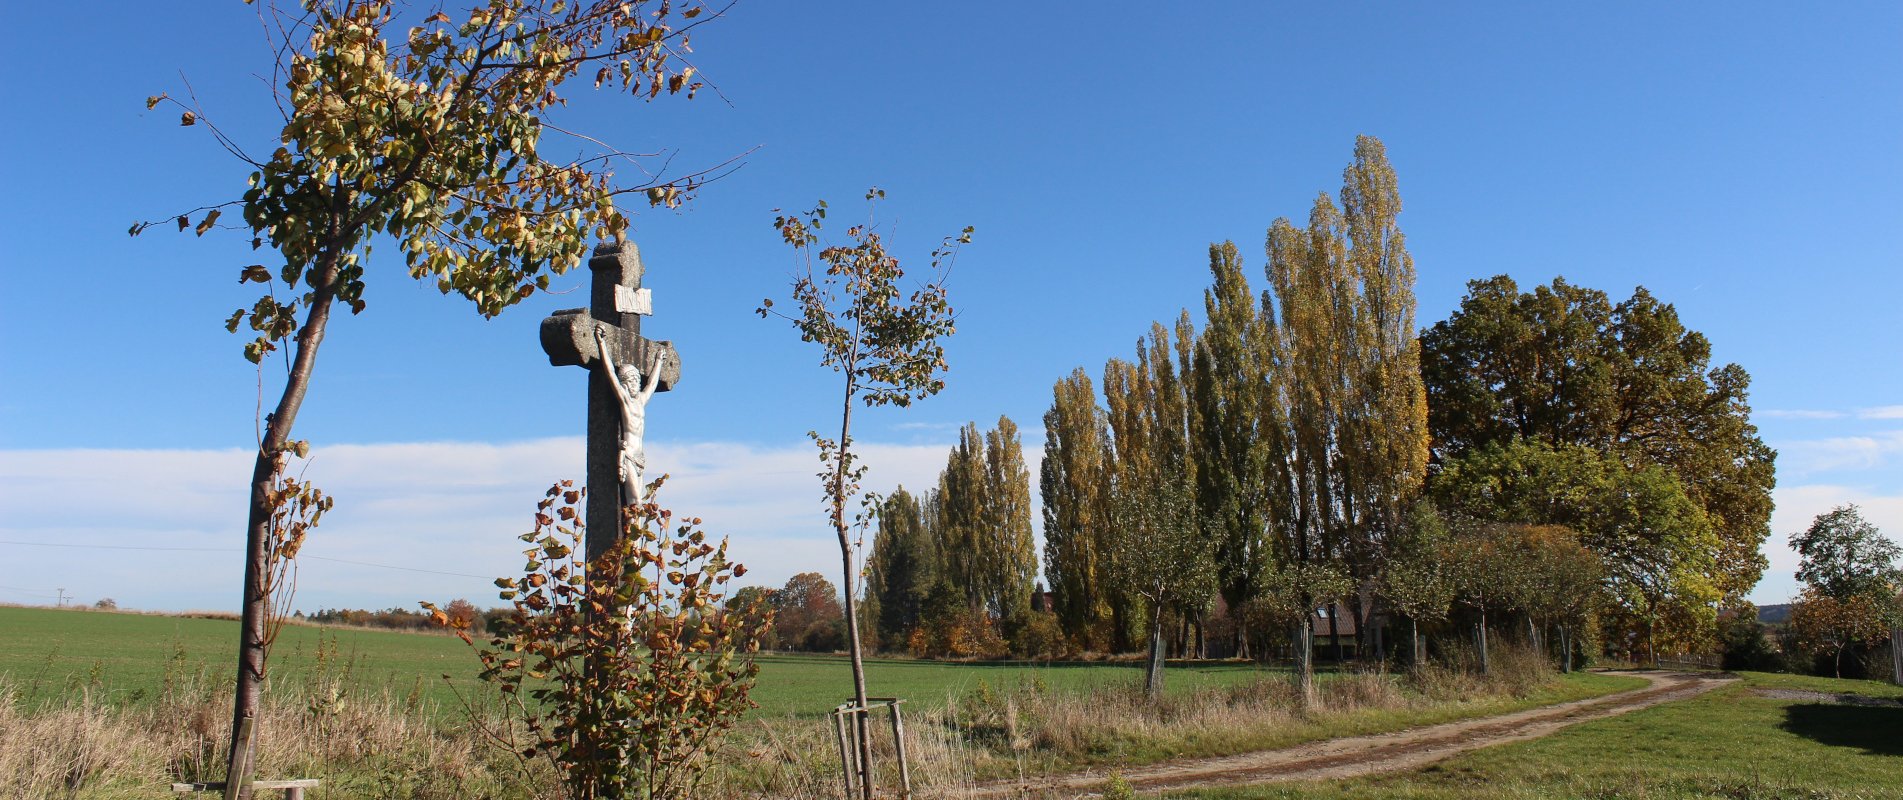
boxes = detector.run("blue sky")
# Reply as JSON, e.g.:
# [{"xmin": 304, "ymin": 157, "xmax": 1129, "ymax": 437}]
[{"xmin": 1, "ymin": 2, "xmax": 1898, "ymax": 612}]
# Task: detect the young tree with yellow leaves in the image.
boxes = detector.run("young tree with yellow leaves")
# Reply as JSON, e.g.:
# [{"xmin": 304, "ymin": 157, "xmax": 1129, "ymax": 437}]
[{"xmin": 139, "ymin": 1, "xmax": 727, "ymax": 784}]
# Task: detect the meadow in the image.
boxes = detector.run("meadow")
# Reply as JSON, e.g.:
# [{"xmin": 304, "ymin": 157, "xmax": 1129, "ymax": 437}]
[
  {"xmin": 1173, "ymin": 671, "xmax": 1903, "ymax": 800},
  {"xmin": 0, "ymin": 605, "xmax": 1283, "ymax": 719},
  {"xmin": 1, "ymin": 603, "xmax": 1651, "ymax": 798}
]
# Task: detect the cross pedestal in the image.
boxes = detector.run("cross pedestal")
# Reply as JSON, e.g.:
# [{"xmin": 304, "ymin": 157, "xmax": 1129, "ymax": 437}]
[{"xmin": 538, "ymin": 242, "xmax": 681, "ymax": 562}]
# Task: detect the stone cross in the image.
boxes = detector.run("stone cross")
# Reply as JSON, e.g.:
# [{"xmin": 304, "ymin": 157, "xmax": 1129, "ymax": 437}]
[{"xmin": 539, "ymin": 242, "xmax": 682, "ymax": 562}]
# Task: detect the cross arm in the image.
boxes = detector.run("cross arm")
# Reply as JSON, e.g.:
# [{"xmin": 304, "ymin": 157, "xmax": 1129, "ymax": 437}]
[{"xmin": 539, "ymin": 309, "xmax": 681, "ymax": 391}]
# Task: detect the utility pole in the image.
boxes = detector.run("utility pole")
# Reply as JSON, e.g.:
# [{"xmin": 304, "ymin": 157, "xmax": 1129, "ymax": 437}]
[{"xmin": 56, "ymin": 588, "xmax": 68, "ymax": 608}]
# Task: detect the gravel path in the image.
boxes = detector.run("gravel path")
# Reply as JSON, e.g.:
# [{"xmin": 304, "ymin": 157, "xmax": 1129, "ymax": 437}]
[{"xmin": 958, "ymin": 670, "xmax": 1734, "ymax": 798}]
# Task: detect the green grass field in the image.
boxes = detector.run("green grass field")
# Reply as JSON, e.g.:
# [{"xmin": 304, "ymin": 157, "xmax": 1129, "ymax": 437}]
[
  {"xmin": 1174, "ymin": 671, "xmax": 1903, "ymax": 800},
  {"xmin": 0, "ymin": 605, "xmax": 1283, "ymax": 719}
]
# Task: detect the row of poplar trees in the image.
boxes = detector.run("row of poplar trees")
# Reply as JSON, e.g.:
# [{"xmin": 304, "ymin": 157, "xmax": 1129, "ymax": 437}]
[
  {"xmin": 1037, "ymin": 136, "xmax": 1431, "ymax": 698},
  {"xmin": 862, "ymin": 136, "xmax": 1776, "ymax": 699},
  {"xmin": 1044, "ymin": 135, "xmax": 1774, "ymax": 696},
  {"xmin": 860, "ymin": 418, "xmax": 1045, "ymax": 659}
]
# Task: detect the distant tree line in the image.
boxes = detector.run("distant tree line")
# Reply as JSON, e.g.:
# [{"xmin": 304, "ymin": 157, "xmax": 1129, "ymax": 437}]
[
  {"xmin": 859, "ymin": 416, "xmax": 1062, "ymax": 660},
  {"xmin": 306, "ymin": 599, "xmax": 504, "ymax": 634},
  {"xmin": 855, "ymin": 136, "xmax": 1782, "ymax": 695}
]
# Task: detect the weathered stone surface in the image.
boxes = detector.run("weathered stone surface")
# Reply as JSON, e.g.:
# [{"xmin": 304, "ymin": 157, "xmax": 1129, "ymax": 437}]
[
  {"xmin": 539, "ymin": 311, "xmax": 680, "ymax": 389},
  {"xmin": 538, "ymin": 239, "xmax": 681, "ymax": 562}
]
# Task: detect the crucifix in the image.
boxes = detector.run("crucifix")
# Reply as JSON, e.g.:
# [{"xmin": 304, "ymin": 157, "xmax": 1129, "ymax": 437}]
[{"xmin": 539, "ymin": 242, "xmax": 682, "ymax": 562}]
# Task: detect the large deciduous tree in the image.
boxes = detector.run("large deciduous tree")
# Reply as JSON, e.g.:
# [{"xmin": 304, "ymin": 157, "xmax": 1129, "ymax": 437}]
[
  {"xmin": 1433, "ymin": 439, "xmax": 1721, "ymax": 664},
  {"xmin": 142, "ymin": 0, "xmax": 721, "ymax": 778},
  {"xmin": 1787, "ymin": 505, "xmax": 1902, "ymax": 681},
  {"xmin": 1420, "ymin": 276, "xmax": 1776, "ymax": 601}
]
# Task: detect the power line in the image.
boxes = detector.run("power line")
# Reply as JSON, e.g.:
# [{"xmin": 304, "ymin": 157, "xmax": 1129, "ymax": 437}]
[
  {"xmin": 0, "ymin": 538, "xmax": 233, "ymax": 552},
  {"xmin": 0, "ymin": 584, "xmax": 59, "ymax": 598}
]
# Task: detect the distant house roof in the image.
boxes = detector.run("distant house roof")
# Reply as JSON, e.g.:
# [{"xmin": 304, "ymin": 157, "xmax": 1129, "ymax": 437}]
[{"xmin": 1312, "ymin": 602, "xmax": 1357, "ymax": 637}]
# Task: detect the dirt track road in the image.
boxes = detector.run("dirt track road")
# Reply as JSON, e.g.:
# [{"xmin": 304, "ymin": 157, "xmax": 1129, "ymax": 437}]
[{"xmin": 961, "ymin": 670, "xmax": 1732, "ymax": 798}]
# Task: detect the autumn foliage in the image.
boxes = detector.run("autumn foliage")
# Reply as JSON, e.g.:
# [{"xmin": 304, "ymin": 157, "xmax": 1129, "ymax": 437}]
[{"xmin": 428, "ymin": 480, "xmax": 765, "ymax": 800}]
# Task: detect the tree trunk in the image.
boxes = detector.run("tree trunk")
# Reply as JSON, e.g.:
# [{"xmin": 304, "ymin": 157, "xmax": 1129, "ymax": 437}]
[
  {"xmin": 1292, "ymin": 617, "xmax": 1315, "ymax": 706},
  {"xmin": 1349, "ymin": 590, "xmax": 1368, "ymax": 665},
  {"xmin": 1833, "ymin": 642, "xmax": 1844, "ymax": 680},
  {"xmin": 1645, "ymin": 616, "xmax": 1657, "ymax": 669},
  {"xmin": 1144, "ymin": 591, "xmax": 1166, "ymax": 699},
  {"xmin": 1891, "ymin": 626, "xmax": 1902, "ymax": 686},
  {"xmin": 1372, "ymin": 612, "xmax": 1385, "ymax": 665},
  {"xmin": 834, "ymin": 394, "xmax": 874, "ymax": 800},
  {"xmin": 1111, "ymin": 599, "xmax": 1130, "ymax": 654},
  {"xmin": 1233, "ymin": 604, "xmax": 1250, "ymax": 661},
  {"xmin": 1476, "ymin": 606, "xmax": 1490, "ymax": 676},
  {"xmin": 229, "ymin": 261, "xmax": 340, "ymax": 797},
  {"xmin": 1410, "ymin": 617, "xmax": 1422, "ymax": 674}
]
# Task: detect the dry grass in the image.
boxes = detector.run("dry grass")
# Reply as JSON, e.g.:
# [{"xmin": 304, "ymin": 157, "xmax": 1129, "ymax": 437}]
[
  {"xmin": 706, "ymin": 643, "xmax": 1570, "ymax": 798},
  {"xmin": 0, "ymin": 648, "xmax": 543, "ymax": 800},
  {"xmin": 2, "ymin": 644, "xmax": 1574, "ymax": 799}
]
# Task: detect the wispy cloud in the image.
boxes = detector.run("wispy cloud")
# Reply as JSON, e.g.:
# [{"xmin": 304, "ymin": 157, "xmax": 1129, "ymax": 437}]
[
  {"xmin": 0, "ymin": 438, "xmax": 958, "ymax": 613},
  {"xmin": 1760, "ymin": 405, "xmax": 1903, "ymax": 421},
  {"xmin": 1762, "ymin": 409, "xmax": 1847, "ymax": 420},
  {"xmin": 1777, "ymin": 430, "xmax": 1903, "ymax": 476}
]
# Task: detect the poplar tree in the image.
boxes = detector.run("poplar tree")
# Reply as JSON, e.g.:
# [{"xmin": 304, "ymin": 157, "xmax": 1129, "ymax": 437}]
[
  {"xmin": 1040, "ymin": 369, "xmax": 1115, "ymax": 650},
  {"xmin": 1189, "ymin": 242, "xmax": 1274, "ymax": 657},
  {"xmin": 863, "ymin": 488, "xmax": 938, "ymax": 649},
  {"xmin": 1336, "ymin": 136, "xmax": 1431, "ymax": 651},
  {"xmin": 981, "ymin": 416, "xmax": 1039, "ymax": 628},
  {"xmin": 934, "ymin": 417, "xmax": 1037, "ymax": 630},
  {"xmin": 1104, "ymin": 322, "xmax": 1215, "ymax": 698},
  {"xmin": 1258, "ymin": 135, "xmax": 1427, "ymax": 688},
  {"xmin": 936, "ymin": 423, "xmax": 988, "ymax": 609}
]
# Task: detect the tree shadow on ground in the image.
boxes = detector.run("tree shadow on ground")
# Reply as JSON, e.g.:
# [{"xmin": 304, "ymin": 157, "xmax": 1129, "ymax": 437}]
[{"xmin": 1779, "ymin": 703, "xmax": 1903, "ymax": 756}]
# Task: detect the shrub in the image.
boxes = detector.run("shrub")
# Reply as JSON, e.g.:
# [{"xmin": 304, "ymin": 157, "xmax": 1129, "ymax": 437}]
[
  {"xmin": 1718, "ymin": 607, "xmax": 1785, "ymax": 672},
  {"xmin": 1008, "ymin": 610, "xmax": 1066, "ymax": 660},
  {"xmin": 429, "ymin": 480, "xmax": 766, "ymax": 800}
]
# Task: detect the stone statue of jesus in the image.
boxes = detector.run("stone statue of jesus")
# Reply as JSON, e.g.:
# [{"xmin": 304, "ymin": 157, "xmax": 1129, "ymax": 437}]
[{"xmin": 593, "ymin": 326, "xmax": 667, "ymax": 507}]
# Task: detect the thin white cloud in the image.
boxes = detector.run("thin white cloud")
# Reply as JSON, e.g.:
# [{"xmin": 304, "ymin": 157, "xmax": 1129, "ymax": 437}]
[
  {"xmin": 0, "ymin": 438, "xmax": 961, "ymax": 613},
  {"xmin": 1775, "ymin": 430, "xmax": 1903, "ymax": 477},
  {"xmin": 1858, "ymin": 405, "xmax": 1903, "ymax": 420},
  {"xmin": 1761, "ymin": 409, "xmax": 1847, "ymax": 420},
  {"xmin": 1754, "ymin": 483, "xmax": 1903, "ymax": 605}
]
